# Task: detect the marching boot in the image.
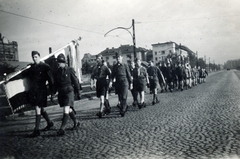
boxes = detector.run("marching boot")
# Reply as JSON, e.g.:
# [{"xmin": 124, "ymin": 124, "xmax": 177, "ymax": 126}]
[
  {"xmin": 104, "ymin": 99, "xmax": 111, "ymax": 115},
  {"xmin": 30, "ymin": 115, "xmax": 41, "ymax": 137},
  {"xmin": 170, "ymin": 83, "xmax": 173, "ymax": 92},
  {"xmin": 41, "ymin": 111, "xmax": 54, "ymax": 131},
  {"xmin": 152, "ymin": 94, "xmax": 156, "ymax": 105},
  {"xmin": 69, "ymin": 111, "xmax": 80, "ymax": 130},
  {"xmin": 156, "ymin": 96, "xmax": 160, "ymax": 104},
  {"xmin": 96, "ymin": 103, "xmax": 104, "ymax": 118},
  {"xmin": 142, "ymin": 102, "xmax": 146, "ymax": 108},
  {"xmin": 57, "ymin": 113, "xmax": 69, "ymax": 135},
  {"xmin": 120, "ymin": 100, "xmax": 127, "ymax": 117}
]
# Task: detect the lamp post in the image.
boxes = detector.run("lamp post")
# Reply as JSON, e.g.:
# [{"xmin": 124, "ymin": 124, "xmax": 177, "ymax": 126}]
[{"xmin": 104, "ymin": 19, "xmax": 136, "ymax": 59}]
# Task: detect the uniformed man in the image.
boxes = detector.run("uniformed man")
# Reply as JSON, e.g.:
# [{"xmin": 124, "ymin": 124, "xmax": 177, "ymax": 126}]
[
  {"xmin": 172, "ymin": 63, "xmax": 179, "ymax": 91},
  {"xmin": 128, "ymin": 60, "xmax": 138, "ymax": 107},
  {"xmin": 201, "ymin": 68, "xmax": 208, "ymax": 83},
  {"xmin": 91, "ymin": 55, "xmax": 112, "ymax": 118},
  {"xmin": 175, "ymin": 62, "xmax": 185, "ymax": 91},
  {"xmin": 55, "ymin": 53, "xmax": 81, "ymax": 135},
  {"xmin": 147, "ymin": 60, "xmax": 165, "ymax": 105},
  {"xmin": 158, "ymin": 62, "xmax": 166, "ymax": 93},
  {"xmin": 132, "ymin": 58, "xmax": 149, "ymax": 109},
  {"xmin": 26, "ymin": 51, "xmax": 54, "ymax": 137},
  {"xmin": 165, "ymin": 62, "xmax": 174, "ymax": 92},
  {"xmin": 184, "ymin": 63, "xmax": 192, "ymax": 89},
  {"xmin": 110, "ymin": 52, "xmax": 132, "ymax": 117}
]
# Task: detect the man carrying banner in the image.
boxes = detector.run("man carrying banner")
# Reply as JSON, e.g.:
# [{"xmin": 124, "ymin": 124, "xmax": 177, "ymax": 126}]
[
  {"xmin": 55, "ymin": 53, "xmax": 81, "ymax": 136},
  {"xmin": 90, "ymin": 55, "xmax": 112, "ymax": 118},
  {"xmin": 26, "ymin": 51, "xmax": 55, "ymax": 137}
]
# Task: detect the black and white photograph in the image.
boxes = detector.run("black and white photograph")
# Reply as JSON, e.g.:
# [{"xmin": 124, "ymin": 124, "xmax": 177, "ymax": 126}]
[{"xmin": 0, "ymin": 0, "xmax": 240, "ymax": 158}]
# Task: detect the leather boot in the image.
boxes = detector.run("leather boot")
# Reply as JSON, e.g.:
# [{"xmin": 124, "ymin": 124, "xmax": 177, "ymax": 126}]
[
  {"xmin": 57, "ymin": 113, "xmax": 68, "ymax": 135},
  {"xmin": 69, "ymin": 111, "xmax": 80, "ymax": 130},
  {"xmin": 41, "ymin": 111, "xmax": 54, "ymax": 131}
]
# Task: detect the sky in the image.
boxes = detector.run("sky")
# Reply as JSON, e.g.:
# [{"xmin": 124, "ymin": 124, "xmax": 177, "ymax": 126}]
[{"xmin": 0, "ymin": 0, "xmax": 240, "ymax": 64}]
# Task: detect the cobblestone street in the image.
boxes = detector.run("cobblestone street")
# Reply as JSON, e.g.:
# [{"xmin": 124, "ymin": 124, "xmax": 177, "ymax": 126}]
[{"xmin": 1, "ymin": 70, "xmax": 240, "ymax": 159}]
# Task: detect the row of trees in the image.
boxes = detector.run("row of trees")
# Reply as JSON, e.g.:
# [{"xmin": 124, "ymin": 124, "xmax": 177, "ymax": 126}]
[{"xmin": 224, "ymin": 59, "xmax": 240, "ymax": 70}]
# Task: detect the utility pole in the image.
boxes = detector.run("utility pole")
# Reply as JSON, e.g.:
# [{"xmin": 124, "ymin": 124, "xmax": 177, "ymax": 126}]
[
  {"xmin": 209, "ymin": 57, "xmax": 210, "ymax": 72},
  {"xmin": 104, "ymin": 19, "xmax": 137, "ymax": 59},
  {"xmin": 196, "ymin": 51, "xmax": 198, "ymax": 68},
  {"xmin": 132, "ymin": 19, "xmax": 136, "ymax": 59}
]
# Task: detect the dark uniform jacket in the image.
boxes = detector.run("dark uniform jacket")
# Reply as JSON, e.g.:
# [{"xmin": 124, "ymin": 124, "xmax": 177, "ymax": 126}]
[
  {"xmin": 165, "ymin": 66, "xmax": 173, "ymax": 83},
  {"xmin": 132, "ymin": 66, "xmax": 148, "ymax": 91},
  {"xmin": 91, "ymin": 64, "xmax": 111, "ymax": 80},
  {"xmin": 55, "ymin": 66, "xmax": 80, "ymax": 107},
  {"xmin": 26, "ymin": 62, "xmax": 54, "ymax": 107},
  {"xmin": 111, "ymin": 62, "xmax": 132, "ymax": 94},
  {"xmin": 91, "ymin": 64, "xmax": 111, "ymax": 97},
  {"xmin": 175, "ymin": 66, "xmax": 185, "ymax": 81},
  {"xmin": 147, "ymin": 66, "xmax": 164, "ymax": 89}
]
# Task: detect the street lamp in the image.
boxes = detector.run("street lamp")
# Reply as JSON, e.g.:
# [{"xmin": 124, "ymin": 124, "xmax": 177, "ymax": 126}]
[{"xmin": 104, "ymin": 19, "xmax": 136, "ymax": 59}]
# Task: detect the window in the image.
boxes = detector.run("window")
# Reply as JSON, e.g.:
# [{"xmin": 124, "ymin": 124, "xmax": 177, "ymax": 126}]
[
  {"xmin": 155, "ymin": 57, "xmax": 158, "ymax": 61},
  {"xmin": 155, "ymin": 51, "xmax": 157, "ymax": 55},
  {"xmin": 106, "ymin": 57, "xmax": 109, "ymax": 60},
  {"xmin": 169, "ymin": 50, "xmax": 172, "ymax": 53},
  {"xmin": 161, "ymin": 51, "xmax": 165, "ymax": 55}
]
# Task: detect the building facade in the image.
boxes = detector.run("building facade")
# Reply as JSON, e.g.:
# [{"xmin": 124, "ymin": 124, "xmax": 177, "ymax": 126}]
[
  {"xmin": 0, "ymin": 34, "xmax": 19, "ymax": 61},
  {"xmin": 100, "ymin": 45, "xmax": 148, "ymax": 65},
  {"xmin": 152, "ymin": 41, "xmax": 189, "ymax": 65},
  {"xmin": 81, "ymin": 53, "xmax": 97, "ymax": 64}
]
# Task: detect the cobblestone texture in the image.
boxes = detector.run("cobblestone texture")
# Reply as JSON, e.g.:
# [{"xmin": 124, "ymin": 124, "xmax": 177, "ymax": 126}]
[{"xmin": 1, "ymin": 70, "xmax": 240, "ymax": 159}]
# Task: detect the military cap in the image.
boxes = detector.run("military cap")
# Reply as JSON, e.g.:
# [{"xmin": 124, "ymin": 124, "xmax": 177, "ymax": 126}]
[
  {"xmin": 115, "ymin": 51, "xmax": 122, "ymax": 57},
  {"xmin": 31, "ymin": 51, "xmax": 40, "ymax": 57},
  {"xmin": 148, "ymin": 59, "xmax": 153, "ymax": 63},
  {"xmin": 57, "ymin": 53, "xmax": 66, "ymax": 63},
  {"xmin": 96, "ymin": 54, "xmax": 103, "ymax": 59}
]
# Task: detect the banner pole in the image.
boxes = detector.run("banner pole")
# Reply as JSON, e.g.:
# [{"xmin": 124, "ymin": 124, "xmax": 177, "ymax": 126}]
[{"xmin": 40, "ymin": 40, "xmax": 77, "ymax": 61}]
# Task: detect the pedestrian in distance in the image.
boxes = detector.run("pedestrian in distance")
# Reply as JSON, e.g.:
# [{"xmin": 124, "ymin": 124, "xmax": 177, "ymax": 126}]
[
  {"xmin": 147, "ymin": 60, "xmax": 165, "ymax": 105},
  {"xmin": 110, "ymin": 52, "xmax": 132, "ymax": 117},
  {"xmin": 90, "ymin": 55, "xmax": 112, "ymax": 118},
  {"xmin": 200, "ymin": 68, "xmax": 208, "ymax": 83},
  {"xmin": 132, "ymin": 58, "xmax": 149, "ymax": 109},
  {"xmin": 23, "ymin": 51, "xmax": 54, "ymax": 137},
  {"xmin": 54, "ymin": 53, "xmax": 81, "ymax": 136},
  {"xmin": 198, "ymin": 66, "xmax": 202, "ymax": 84}
]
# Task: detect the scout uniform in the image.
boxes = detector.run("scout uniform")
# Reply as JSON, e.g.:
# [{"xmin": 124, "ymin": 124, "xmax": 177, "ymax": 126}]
[
  {"xmin": 55, "ymin": 54, "xmax": 81, "ymax": 135},
  {"xmin": 111, "ymin": 52, "xmax": 132, "ymax": 117},
  {"xmin": 147, "ymin": 61, "xmax": 165, "ymax": 105},
  {"xmin": 132, "ymin": 60, "xmax": 148, "ymax": 108},
  {"xmin": 91, "ymin": 57, "xmax": 112, "ymax": 117}
]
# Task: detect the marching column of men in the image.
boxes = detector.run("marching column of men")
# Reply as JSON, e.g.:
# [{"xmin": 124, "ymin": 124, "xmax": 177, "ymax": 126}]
[
  {"xmin": 88, "ymin": 52, "xmax": 208, "ymax": 118},
  {"xmin": 24, "ymin": 51, "xmax": 209, "ymax": 137}
]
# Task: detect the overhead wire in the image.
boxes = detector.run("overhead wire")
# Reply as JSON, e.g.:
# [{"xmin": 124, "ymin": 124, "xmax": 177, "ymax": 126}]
[{"xmin": 0, "ymin": 10, "xmax": 104, "ymax": 35}]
